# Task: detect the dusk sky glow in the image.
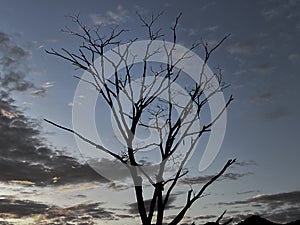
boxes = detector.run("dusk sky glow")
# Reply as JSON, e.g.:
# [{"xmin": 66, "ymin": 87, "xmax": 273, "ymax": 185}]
[{"xmin": 0, "ymin": 1, "xmax": 299, "ymax": 224}]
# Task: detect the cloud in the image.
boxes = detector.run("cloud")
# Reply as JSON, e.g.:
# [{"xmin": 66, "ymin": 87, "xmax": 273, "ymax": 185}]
[
  {"xmin": 0, "ymin": 91, "xmax": 108, "ymax": 187},
  {"xmin": 288, "ymin": 53, "xmax": 300, "ymax": 63},
  {"xmin": 91, "ymin": 5, "xmax": 128, "ymax": 26},
  {"xmin": 193, "ymin": 214, "xmax": 216, "ymax": 220},
  {"xmin": 127, "ymin": 196, "xmax": 176, "ymax": 215},
  {"xmin": 251, "ymin": 62, "xmax": 274, "ymax": 73},
  {"xmin": 57, "ymin": 182, "xmax": 101, "ymax": 193},
  {"xmin": 223, "ymin": 172, "xmax": 253, "ymax": 181},
  {"xmin": 228, "ymin": 41, "xmax": 259, "ymax": 55},
  {"xmin": 8, "ymin": 180, "xmax": 35, "ymax": 185},
  {"xmin": 68, "ymin": 102, "xmax": 74, "ymax": 107},
  {"xmin": 0, "ymin": 195, "xmax": 48, "ymax": 218},
  {"xmin": 181, "ymin": 172, "xmax": 252, "ymax": 185},
  {"xmin": 266, "ymin": 206, "xmax": 300, "ymax": 223},
  {"xmin": 262, "ymin": 106, "xmax": 289, "ymax": 122},
  {"xmin": 0, "ymin": 32, "xmax": 35, "ymax": 93},
  {"xmin": 88, "ymin": 158, "xmax": 131, "ymax": 181},
  {"xmin": 237, "ymin": 190, "xmax": 260, "ymax": 195},
  {"xmin": 250, "ymin": 191, "xmax": 300, "ymax": 207},
  {"xmin": 233, "ymin": 160, "xmax": 257, "ymax": 167},
  {"xmin": 0, "ymin": 195, "xmax": 115, "ymax": 224},
  {"xmin": 199, "ymin": 1, "xmax": 216, "ymax": 11},
  {"xmin": 30, "ymin": 89, "xmax": 46, "ymax": 96},
  {"xmin": 30, "ymin": 81, "xmax": 54, "ymax": 96},
  {"xmin": 88, "ymin": 157, "xmax": 164, "ymax": 184},
  {"xmin": 262, "ymin": 8, "xmax": 281, "ymax": 20},
  {"xmin": 261, "ymin": 0, "xmax": 300, "ymax": 21},
  {"xmin": 250, "ymin": 92, "xmax": 273, "ymax": 103},
  {"xmin": 107, "ymin": 181, "xmax": 131, "ymax": 191},
  {"xmin": 0, "ymin": 109, "xmax": 18, "ymax": 119},
  {"xmin": 204, "ymin": 26, "xmax": 218, "ymax": 32},
  {"xmin": 0, "ymin": 31, "xmax": 52, "ymax": 97},
  {"xmin": 42, "ymin": 81, "xmax": 55, "ymax": 89},
  {"xmin": 218, "ymin": 190, "xmax": 300, "ymax": 223}
]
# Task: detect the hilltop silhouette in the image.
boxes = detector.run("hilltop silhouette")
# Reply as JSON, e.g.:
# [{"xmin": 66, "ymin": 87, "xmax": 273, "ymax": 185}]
[
  {"xmin": 203, "ymin": 215, "xmax": 300, "ymax": 225},
  {"xmin": 236, "ymin": 215, "xmax": 300, "ymax": 225}
]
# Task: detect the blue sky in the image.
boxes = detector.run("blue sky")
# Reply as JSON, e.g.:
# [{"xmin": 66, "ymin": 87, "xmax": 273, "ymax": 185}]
[{"xmin": 0, "ymin": 0, "xmax": 299, "ymax": 224}]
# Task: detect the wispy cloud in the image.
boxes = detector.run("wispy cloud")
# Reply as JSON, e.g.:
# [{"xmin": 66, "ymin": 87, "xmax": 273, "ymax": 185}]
[
  {"xmin": 237, "ymin": 190, "xmax": 261, "ymax": 195},
  {"xmin": 262, "ymin": 8, "xmax": 281, "ymax": 20},
  {"xmin": 30, "ymin": 81, "xmax": 55, "ymax": 96},
  {"xmin": 30, "ymin": 89, "xmax": 46, "ymax": 96},
  {"xmin": 262, "ymin": 106, "xmax": 289, "ymax": 122},
  {"xmin": 42, "ymin": 81, "xmax": 55, "ymax": 89},
  {"xmin": 251, "ymin": 62, "xmax": 275, "ymax": 73},
  {"xmin": 57, "ymin": 182, "xmax": 101, "ymax": 193},
  {"xmin": 91, "ymin": 5, "xmax": 128, "ymax": 26},
  {"xmin": 250, "ymin": 91, "xmax": 273, "ymax": 104},
  {"xmin": 288, "ymin": 53, "xmax": 300, "ymax": 63},
  {"xmin": 261, "ymin": 0, "xmax": 300, "ymax": 21},
  {"xmin": 0, "ymin": 195, "xmax": 115, "ymax": 224},
  {"xmin": 181, "ymin": 172, "xmax": 252, "ymax": 185},
  {"xmin": 204, "ymin": 25, "xmax": 218, "ymax": 32},
  {"xmin": 228, "ymin": 41, "xmax": 260, "ymax": 55},
  {"xmin": 233, "ymin": 160, "xmax": 257, "ymax": 167}
]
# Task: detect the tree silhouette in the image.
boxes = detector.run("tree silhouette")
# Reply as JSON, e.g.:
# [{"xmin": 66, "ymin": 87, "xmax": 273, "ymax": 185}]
[
  {"xmin": 45, "ymin": 13, "xmax": 235, "ymax": 225},
  {"xmin": 204, "ymin": 210, "xmax": 233, "ymax": 225}
]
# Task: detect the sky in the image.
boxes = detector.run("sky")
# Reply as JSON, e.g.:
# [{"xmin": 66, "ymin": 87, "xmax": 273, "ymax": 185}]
[{"xmin": 0, "ymin": 0, "xmax": 299, "ymax": 224}]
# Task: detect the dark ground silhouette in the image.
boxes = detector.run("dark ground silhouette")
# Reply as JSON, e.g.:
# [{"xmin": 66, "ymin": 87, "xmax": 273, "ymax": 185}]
[
  {"xmin": 203, "ymin": 215, "xmax": 300, "ymax": 225},
  {"xmin": 227, "ymin": 215, "xmax": 299, "ymax": 225},
  {"xmin": 236, "ymin": 215, "xmax": 300, "ymax": 225}
]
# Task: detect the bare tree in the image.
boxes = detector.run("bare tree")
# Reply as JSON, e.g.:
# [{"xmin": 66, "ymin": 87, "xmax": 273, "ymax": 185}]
[{"xmin": 45, "ymin": 13, "xmax": 235, "ymax": 225}]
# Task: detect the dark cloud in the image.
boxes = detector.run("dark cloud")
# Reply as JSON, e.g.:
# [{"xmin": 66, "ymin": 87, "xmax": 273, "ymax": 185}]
[
  {"xmin": 232, "ymin": 210, "xmax": 300, "ymax": 224},
  {"xmin": 233, "ymin": 160, "xmax": 257, "ymax": 167},
  {"xmin": 127, "ymin": 196, "xmax": 176, "ymax": 215},
  {"xmin": 163, "ymin": 214, "xmax": 217, "ymax": 225},
  {"xmin": 219, "ymin": 190, "xmax": 300, "ymax": 223},
  {"xmin": 220, "ymin": 190, "xmax": 300, "ymax": 207},
  {"xmin": 107, "ymin": 181, "xmax": 131, "ymax": 191},
  {"xmin": 181, "ymin": 175, "xmax": 213, "ymax": 185},
  {"xmin": 266, "ymin": 207, "xmax": 300, "ymax": 223},
  {"xmin": 181, "ymin": 172, "xmax": 252, "ymax": 185},
  {"xmin": 0, "ymin": 92, "xmax": 107, "ymax": 186},
  {"xmin": 0, "ymin": 31, "xmax": 47, "ymax": 95},
  {"xmin": 0, "ymin": 31, "xmax": 35, "ymax": 93},
  {"xmin": 193, "ymin": 214, "xmax": 216, "ymax": 220},
  {"xmin": 0, "ymin": 195, "xmax": 114, "ymax": 224},
  {"xmin": 0, "ymin": 195, "xmax": 48, "ymax": 217},
  {"xmin": 115, "ymin": 214, "xmax": 134, "ymax": 219},
  {"xmin": 223, "ymin": 172, "xmax": 253, "ymax": 181}
]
